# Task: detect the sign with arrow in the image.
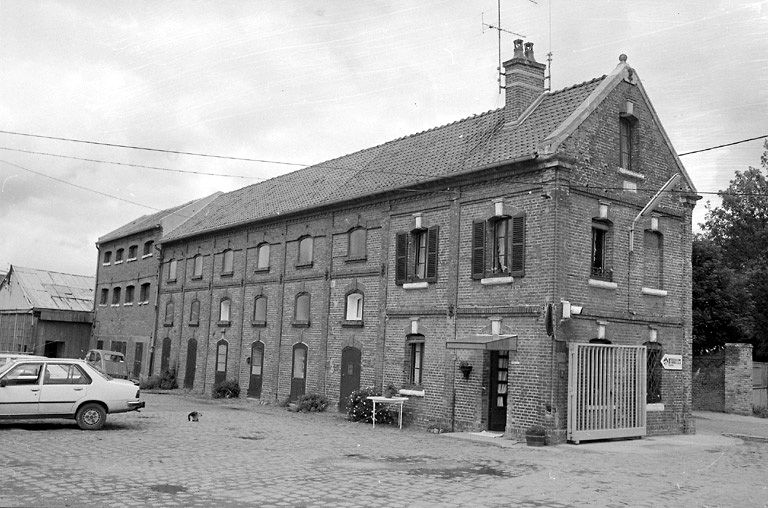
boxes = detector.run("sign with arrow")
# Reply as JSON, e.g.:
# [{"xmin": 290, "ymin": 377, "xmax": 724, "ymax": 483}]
[{"xmin": 660, "ymin": 354, "xmax": 683, "ymax": 370}]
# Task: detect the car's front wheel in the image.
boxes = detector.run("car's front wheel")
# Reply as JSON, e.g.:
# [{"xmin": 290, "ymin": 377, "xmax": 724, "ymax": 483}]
[{"xmin": 76, "ymin": 403, "xmax": 107, "ymax": 430}]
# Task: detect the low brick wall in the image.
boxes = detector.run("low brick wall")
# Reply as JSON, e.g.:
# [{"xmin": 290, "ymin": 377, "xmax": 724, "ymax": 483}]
[{"xmin": 693, "ymin": 343, "xmax": 752, "ymax": 415}]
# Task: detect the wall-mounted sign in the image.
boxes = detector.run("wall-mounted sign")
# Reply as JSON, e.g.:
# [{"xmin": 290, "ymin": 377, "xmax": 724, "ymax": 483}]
[{"xmin": 660, "ymin": 354, "xmax": 683, "ymax": 370}]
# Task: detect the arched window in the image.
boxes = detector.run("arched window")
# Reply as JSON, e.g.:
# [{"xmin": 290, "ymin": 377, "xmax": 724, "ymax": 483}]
[
  {"xmin": 294, "ymin": 293, "xmax": 310, "ymax": 326},
  {"xmin": 222, "ymin": 249, "xmax": 234, "ymax": 275},
  {"xmin": 167, "ymin": 259, "xmax": 178, "ymax": 281},
  {"xmin": 348, "ymin": 228, "xmax": 366, "ymax": 260},
  {"xmin": 128, "ymin": 245, "xmax": 138, "ymax": 260},
  {"xmin": 253, "ymin": 296, "xmax": 267, "ymax": 326},
  {"xmin": 345, "ymin": 292, "xmax": 363, "ymax": 321},
  {"xmin": 193, "ymin": 254, "xmax": 203, "ymax": 279},
  {"xmin": 297, "ymin": 236, "xmax": 313, "ymax": 266},
  {"xmin": 256, "ymin": 243, "xmax": 270, "ymax": 270},
  {"xmin": 103, "ymin": 251, "xmax": 112, "ymax": 265},
  {"xmin": 189, "ymin": 300, "xmax": 200, "ymax": 326},
  {"xmin": 125, "ymin": 285, "xmax": 135, "ymax": 305},
  {"xmin": 645, "ymin": 341, "xmax": 663, "ymax": 403},
  {"xmin": 643, "ymin": 231, "xmax": 663, "ymax": 289},
  {"xmin": 112, "ymin": 287, "xmax": 121, "ymax": 306},
  {"xmin": 219, "ymin": 298, "xmax": 231, "ymax": 323},
  {"xmin": 115, "ymin": 248, "xmax": 124, "ymax": 263},
  {"xmin": 164, "ymin": 300, "xmax": 174, "ymax": 325},
  {"xmin": 143, "ymin": 240, "xmax": 154, "ymax": 257}
]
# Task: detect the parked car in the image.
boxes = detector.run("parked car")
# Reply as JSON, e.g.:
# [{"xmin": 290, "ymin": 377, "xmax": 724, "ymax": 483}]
[
  {"xmin": 0, "ymin": 353, "xmax": 47, "ymax": 369},
  {"xmin": 84, "ymin": 349, "xmax": 136, "ymax": 383},
  {"xmin": 0, "ymin": 358, "xmax": 145, "ymax": 430}
]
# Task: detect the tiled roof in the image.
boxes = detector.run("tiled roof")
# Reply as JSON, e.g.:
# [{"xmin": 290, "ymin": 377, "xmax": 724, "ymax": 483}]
[
  {"xmin": 163, "ymin": 76, "xmax": 606, "ymax": 242},
  {"xmin": 1, "ymin": 265, "xmax": 94, "ymax": 312},
  {"xmin": 98, "ymin": 203, "xmax": 188, "ymax": 244}
]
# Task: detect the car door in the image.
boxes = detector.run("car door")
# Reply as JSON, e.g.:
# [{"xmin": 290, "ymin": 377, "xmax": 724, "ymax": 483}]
[
  {"xmin": 0, "ymin": 362, "xmax": 44, "ymax": 416},
  {"xmin": 38, "ymin": 363, "xmax": 91, "ymax": 415}
]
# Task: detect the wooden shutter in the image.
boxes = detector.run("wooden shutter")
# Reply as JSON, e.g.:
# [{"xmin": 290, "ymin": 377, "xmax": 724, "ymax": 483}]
[
  {"xmin": 395, "ymin": 233, "xmax": 408, "ymax": 285},
  {"xmin": 510, "ymin": 215, "xmax": 525, "ymax": 276},
  {"xmin": 426, "ymin": 226, "xmax": 439, "ymax": 282},
  {"xmin": 471, "ymin": 221, "xmax": 486, "ymax": 279}
]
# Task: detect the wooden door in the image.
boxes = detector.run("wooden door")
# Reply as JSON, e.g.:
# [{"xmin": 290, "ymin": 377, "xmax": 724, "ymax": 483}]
[
  {"xmin": 184, "ymin": 339, "xmax": 197, "ymax": 389},
  {"xmin": 339, "ymin": 347, "xmax": 361, "ymax": 411},
  {"xmin": 289, "ymin": 343, "xmax": 307, "ymax": 401},
  {"xmin": 132, "ymin": 342, "xmax": 144, "ymax": 379},
  {"xmin": 488, "ymin": 351, "xmax": 509, "ymax": 431},
  {"xmin": 160, "ymin": 337, "xmax": 171, "ymax": 373},
  {"xmin": 247, "ymin": 341, "xmax": 264, "ymax": 398}
]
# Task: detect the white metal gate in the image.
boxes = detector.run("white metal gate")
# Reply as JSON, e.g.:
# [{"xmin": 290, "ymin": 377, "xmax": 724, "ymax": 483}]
[{"xmin": 567, "ymin": 343, "xmax": 647, "ymax": 443}]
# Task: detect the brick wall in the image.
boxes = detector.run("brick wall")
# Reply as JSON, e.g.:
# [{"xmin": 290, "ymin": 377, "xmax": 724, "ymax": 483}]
[{"xmin": 725, "ymin": 343, "xmax": 753, "ymax": 416}]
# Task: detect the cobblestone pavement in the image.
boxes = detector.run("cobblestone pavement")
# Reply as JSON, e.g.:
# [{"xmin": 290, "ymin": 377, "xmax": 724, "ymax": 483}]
[{"xmin": 1, "ymin": 393, "xmax": 767, "ymax": 507}]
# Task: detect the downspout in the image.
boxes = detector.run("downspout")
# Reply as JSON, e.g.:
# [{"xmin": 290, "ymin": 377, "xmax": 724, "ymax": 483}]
[
  {"xmin": 148, "ymin": 242, "xmax": 163, "ymax": 376},
  {"xmin": 274, "ymin": 222, "xmax": 289, "ymax": 401},
  {"xmin": 450, "ymin": 189, "xmax": 461, "ymax": 433}
]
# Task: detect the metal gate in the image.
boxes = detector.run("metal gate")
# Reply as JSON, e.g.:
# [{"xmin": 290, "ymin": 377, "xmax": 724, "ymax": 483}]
[{"xmin": 567, "ymin": 343, "xmax": 646, "ymax": 443}]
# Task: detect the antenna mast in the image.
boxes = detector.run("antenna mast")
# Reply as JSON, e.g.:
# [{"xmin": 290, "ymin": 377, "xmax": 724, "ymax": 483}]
[{"xmin": 482, "ymin": 0, "xmax": 526, "ymax": 94}]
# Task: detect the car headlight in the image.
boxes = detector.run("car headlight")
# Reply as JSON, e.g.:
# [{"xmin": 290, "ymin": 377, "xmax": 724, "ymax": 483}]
[{"xmin": 135, "ymin": 390, "xmax": 140, "ymax": 398}]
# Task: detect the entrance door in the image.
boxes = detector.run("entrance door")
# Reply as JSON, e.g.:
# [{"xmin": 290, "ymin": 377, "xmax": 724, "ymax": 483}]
[
  {"xmin": 215, "ymin": 339, "xmax": 228, "ymax": 386},
  {"xmin": 160, "ymin": 338, "xmax": 171, "ymax": 373},
  {"xmin": 44, "ymin": 341, "xmax": 64, "ymax": 358},
  {"xmin": 488, "ymin": 350, "xmax": 509, "ymax": 431},
  {"xmin": 289, "ymin": 343, "xmax": 307, "ymax": 401},
  {"xmin": 133, "ymin": 342, "xmax": 144, "ymax": 379},
  {"xmin": 339, "ymin": 347, "xmax": 361, "ymax": 411},
  {"xmin": 247, "ymin": 341, "xmax": 264, "ymax": 398},
  {"xmin": 184, "ymin": 339, "xmax": 197, "ymax": 389}
]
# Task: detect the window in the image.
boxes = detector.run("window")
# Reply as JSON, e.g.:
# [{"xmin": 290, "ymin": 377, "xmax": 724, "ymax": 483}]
[
  {"xmin": 111, "ymin": 287, "xmax": 121, "ymax": 306},
  {"xmin": 222, "ymin": 249, "xmax": 234, "ymax": 275},
  {"xmin": 167, "ymin": 259, "xmax": 178, "ymax": 282},
  {"xmin": 42, "ymin": 363, "xmax": 91, "ymax": 385},
  {"xmin": 645, "ymin": 341, "xmax": 663, "ymax": 403},
  {"xmin": 219, "ymin": 298, "xmax": 231, "ymax": 323},
  {"xmin": 395, "ymin": 226, "xmax": 439, "ymax": 284},
  {"xmin": 591, "ymin": 220, "xmax": 613, "ymax": 281},
  {"xmin": 253, "ymin": 296, "xmax": 267, "ymax": 326},
  {"xmin": 297, "ymin": 236, "xmax": 313, "ymax": 267},
  {"xmin": 193, "ymin": 255, "xmax": 203, "ymax": 279},
  {"xmin": 111, "ymin": 341, "xmax": 127, "ymax": 355},
  {"xmin": 103, "ymin": 251, "xmax": 112, "ymax": 265},
  {"xmin": 2, "ymin": 362, "xmax": 43, "ymax": 385},
  {"xmin": 215, "ymin": 339, "xmax": 228, "ymax": 385},
  {"xmin": 189, "ymin": 300, "xmax": 200, "ymax": 326},
  {"xmin": 471, "ymin": 216, "xmax": 526, "ymax": 279},
  {"xmin": 251, "ymin": 342, "xmax": 264, "ymax": 377},
  {"xmin": 643, "ymin": 231, "xmax": 663, "ymax": 289},
  {"xmin": 620, "ymin": 117, "xmax": 633, "ymax": 170},
  {"xmin": 143, "ymin": 241, "xmax": 154, "ymax": 257},
  {"xmin": 125, "ymin": 285, "xmax": 135, "ymax": 305},
  {"xmin": 128, "ymin": 245, "xmax": 138, "ymax": 260},
  {"xmin": 292, "ymin": 343, "xmax": 307, "ymax": 380},
  {"xmin": 96, "ymin": 340, "xmax": 104, "ymax": 350},
  {"xmin": 164, "ymin": 301, "xmax": 174, "ymax": 325},
  {"xmin": 115, "ymin": 248, "xmax": 124, "ymax": 263},
  {"xmin": 345, "ymin": 292, "xmax": 363, "ymax": 321},
  {"xmin": 294, "ymin": 292, "xmax": 310, "ymax": 326},
  {"xmin": 348, "ymin": 228, "xmax": 366, "ymax": 260},
  {"xmin": 100, "ymin": 288, "xmax": 109, "ymax": 306},
  {"xmin": 256, "ymin": 243, "xmax": 270, "ymax": 271},
  {"xmin": 139, "ymin": 283, "xmax": 151, "ymax": 304},
  {"xmin": 406, "ymin": 336, "xmax": 425, "ymax": 386}
]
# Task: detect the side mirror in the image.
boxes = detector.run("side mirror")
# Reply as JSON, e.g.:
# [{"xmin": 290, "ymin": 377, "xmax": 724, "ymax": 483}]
[{"xmin": 0, "ymin": 379, "xmax": 6, "ymax": 388}]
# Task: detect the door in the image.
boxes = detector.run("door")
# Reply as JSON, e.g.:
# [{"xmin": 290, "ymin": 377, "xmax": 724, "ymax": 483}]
[
  {"xmin": 488, "ymin": 351, "xmax": 509, "ymax": 431},
  {"xmin": 215, "ymin": 340, "xmax": 228, "ymax": 386},
  {"xmin": 339, "ymin": 347, "xmax": 361, "ymax": 411},
  {"xmin": 133, "ymin": 342, "xmax": 144, "ymax": 379},
  {"xmin": 160, "ymin": 337, "xmax": 172, "ymax": 374},
  {"xmin": 44, "ymin": 341, "xmax": 64, "ymax": 358},
  {"xmin": 184, "ymin": 339, "xmax": 197, "ymax": 389},
  {"xmin": 0, "ymin": 362, "xmax": 43, "ymax": 416},
  {"xmin": 247, "ymin": 341, "xmax": 264, "ymax": 398},
  {"xmin": 39, "ymin": 363, "xmax": 90, "ymax": 415},
  {"xmin": 289, "ymin": 343, "xmax": 307, "ymax": 402}
]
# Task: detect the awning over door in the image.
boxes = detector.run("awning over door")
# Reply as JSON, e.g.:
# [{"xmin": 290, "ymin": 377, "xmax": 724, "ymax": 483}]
[{"xmin": 446, "ymin": 334, "xmax": 517, "ymax": 351}]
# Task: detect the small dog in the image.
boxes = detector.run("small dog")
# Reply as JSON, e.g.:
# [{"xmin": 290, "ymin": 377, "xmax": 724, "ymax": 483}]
[{"xmin": 187, "ymin": 411, "xmax": 201, "ymax": 422}]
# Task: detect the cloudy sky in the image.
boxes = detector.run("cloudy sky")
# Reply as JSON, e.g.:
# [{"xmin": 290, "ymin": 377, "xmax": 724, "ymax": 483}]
[{"xmin": 1, "ymin": 1, "xmax": 766, "ymax": 276}]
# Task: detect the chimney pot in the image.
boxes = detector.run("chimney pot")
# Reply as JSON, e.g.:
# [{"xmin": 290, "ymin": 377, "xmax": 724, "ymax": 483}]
[
  {"xmin": 513, "ymin": 39, "xmax": 525, "ymax": 59},
  {"xmin": 524, "ymin": 42, "xmax": 536, "ymax": 62}
]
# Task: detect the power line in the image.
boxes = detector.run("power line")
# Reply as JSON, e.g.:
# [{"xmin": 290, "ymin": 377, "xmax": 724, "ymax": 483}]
[{"xmin": 678, "ymin": 135, "xmax": 767, "ymax": 156}]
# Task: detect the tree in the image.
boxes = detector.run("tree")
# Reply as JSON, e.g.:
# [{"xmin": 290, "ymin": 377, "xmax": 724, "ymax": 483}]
[{"xmin": 696, "ymin": 140, "xmax": 768, "ymax": 359}]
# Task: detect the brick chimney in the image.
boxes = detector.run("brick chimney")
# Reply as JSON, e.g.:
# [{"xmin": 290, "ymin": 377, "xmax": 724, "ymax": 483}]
[{"xmin": 503, "ymin": 39, "xmax": 546, "ymax": 122}]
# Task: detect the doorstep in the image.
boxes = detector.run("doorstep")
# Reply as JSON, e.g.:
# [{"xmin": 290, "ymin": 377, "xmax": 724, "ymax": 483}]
[{"xmin": 441, "ymin": 431, "xmax": 519, "ymax": 448}]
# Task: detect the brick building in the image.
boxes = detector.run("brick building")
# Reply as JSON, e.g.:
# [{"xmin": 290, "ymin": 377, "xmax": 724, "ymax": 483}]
[
  {"xmin": 151, "ymin": 42, "xmax": 699, "ymax": 441},
  {"xmin": 92, "ymin": 193, "xmax": 220, "ymax": 379},
  {"xmin": 0, "ymin": 265, "xmax": 94, "ymax": 357}
]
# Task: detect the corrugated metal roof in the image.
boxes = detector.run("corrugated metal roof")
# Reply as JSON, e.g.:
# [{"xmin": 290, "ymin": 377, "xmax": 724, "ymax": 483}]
[
  {"xmin": 163, "ymin": 76, "xmax": 605, "ymax": 242},
  {"xmin": 0, "ymin": 266, "xmax": 94, "ymax": 312}
]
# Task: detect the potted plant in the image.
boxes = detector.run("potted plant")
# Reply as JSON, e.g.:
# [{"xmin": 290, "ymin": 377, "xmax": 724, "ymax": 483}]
[
  {"xmin": 525, "ymin": 425, "xmax": 547, "ymax": 447},
  {"xmin": 383, "ymin": 383, "xmax": 398, "ymax": 398}
]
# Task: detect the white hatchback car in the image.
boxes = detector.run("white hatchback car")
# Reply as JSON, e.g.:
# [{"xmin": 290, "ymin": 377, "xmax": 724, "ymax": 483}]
[{"xmin": 0, "ymin": 358, "xmax": 145, "ymax": 430}]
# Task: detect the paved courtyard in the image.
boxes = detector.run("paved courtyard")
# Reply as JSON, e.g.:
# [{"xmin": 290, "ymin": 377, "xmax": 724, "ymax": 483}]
[{"xmin": 1, "ymin": 392, "xmax": 767, "ymax": 507}]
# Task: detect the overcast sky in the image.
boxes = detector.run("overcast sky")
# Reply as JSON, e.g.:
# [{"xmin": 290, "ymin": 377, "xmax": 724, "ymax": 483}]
[{"xmin": 1, "ymin": 1, "xmax": 766, "ymax": 276}]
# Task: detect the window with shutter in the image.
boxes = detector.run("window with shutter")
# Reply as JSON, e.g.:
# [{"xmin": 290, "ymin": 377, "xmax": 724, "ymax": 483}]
[
  {"xmin": 471, "ymin": 221, "xmax": 486, "ymax": 279},
  {"xmin": 395, "ymin": 233, "xmax": 408, "ymax": 285},
  {"xmin": 426, "ymin": 226, "xmax": 438, "ymax": 282},
  {"xmin": 510, "ymin": 215, "xmax": 525, "ymax": 276}
]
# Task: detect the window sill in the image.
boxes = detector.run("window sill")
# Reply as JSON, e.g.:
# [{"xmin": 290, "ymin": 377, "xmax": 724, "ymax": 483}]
[
  {"xmin": 296, "ymin": 263, "xmax": 314, "ymax": 269},
  {"xmin": 142, "ymin": 254, "xmax": 153, "ymax": 259},
  {"xmin": 163, "ymin": 323, "xmax": 173, "ymax": 327},
  {"xmin": 617, "ymin": 167, "xmax": 645, "ymax": 180},
  {"xmin": 110, "ymin": 304, "xmax": 119, "ymax": 308},
  {"xmin": 191, "ymin": 275, "xmax": 203, "ymax": 280},
  {"xmin": 398, "ymin": 388, "xmax": 425, "ymax": 397},
  {"xmin": 124, "ymin": 303, "xmax": 133, "ymax": 307},
  {"xmin": 114, "ymin": 261, "xmax": 123, "ymax": 265},
  {"xmin": 98, "ymin": 303, "xmax": 107, "ymax": 307},
  {"xmin": 345, "ymin": 257, "xmax": 367, "ymax": 264},
  {"xmin": 102, "ymin": 263, "xmax": 110, "ymax": 267},
  {"xmin": 641, "ymin": 287, "xmax": 668, "ymax": 297},
  {"xmin": 588, "ymin": 279, "xmax": 618, "ymax": 290},
  {"xmin": 221, "ymin": 272, "xmax": 234, "ymax": 278},
  {"xmin": 254, "ymin": 267, "xmax": 270, "ymax": 273},
  {"xmin": 188, "ymin": 323, "xmax": 199, "ymax": 328},
  {"xmin": 217, "ymin": 321, "xmax": 231, "ymax": 327},
  {"xmin": 342, "ymin": 320, "xmax": 364, "ymax": 328},
  {"xmin": 127, "ymin": 257, "xmax": 137, "ymax": 262},
  {"xmin": 167, "ymin": 279, "xmax": 177, "ymax": 284},
  {"xmin": 403, "ymin": 281, "xmax": 429, "ymax": 290},
  {"xmin": 480, "ymin": 276, "xmax": 514, "ymax": 285},
  {"xmin": 646, "ymin": 403, "xmax": 665, "ymax": 412},
  {"xmin": 292, "ymin": 321, "xmax": 310, "ymax": 328},
  {"xmin": 251, "ymin": 321, "xmax": 267, "ymax": 328},
  {"xmin": 138, "ymin": 301, "xmax": 149, "ymax": 306}
]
